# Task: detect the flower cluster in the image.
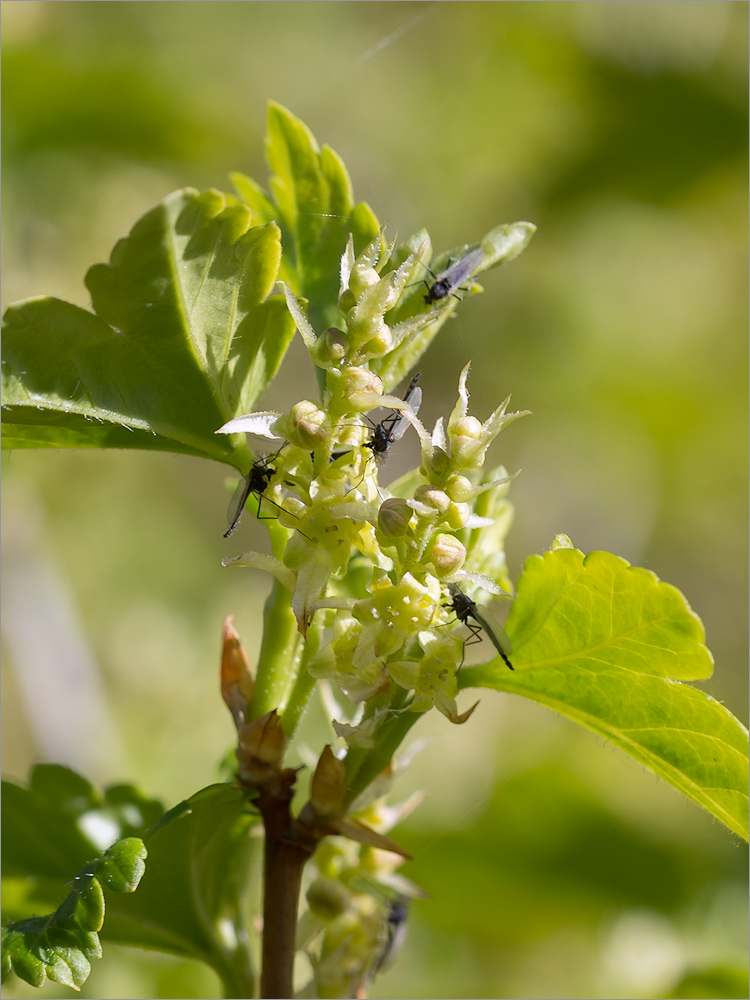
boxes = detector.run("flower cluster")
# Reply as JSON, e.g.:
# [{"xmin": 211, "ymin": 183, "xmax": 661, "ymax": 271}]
[{"xmin": 217, "ymin": 230, "xmax": 528, "ymax": 740}]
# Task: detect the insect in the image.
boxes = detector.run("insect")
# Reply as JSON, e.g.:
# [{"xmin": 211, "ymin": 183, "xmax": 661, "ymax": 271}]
[
  {"xmin": 369, "ymin": 895, "xmax": 410, "ymax": 981},
  {"xmin": 364, "ymin": 373, "xmax": 422, "ymax": 463},
  {"xmin": 445, "ymin": 582, "xmax": 514, "ymax": 670},
  {"xmin": 422, "ymin": 247, "xmax": 484, "ymax": 304},
  {"xmin": 224, "ymin": 446, "xmax": 285, "ymax": 538}
]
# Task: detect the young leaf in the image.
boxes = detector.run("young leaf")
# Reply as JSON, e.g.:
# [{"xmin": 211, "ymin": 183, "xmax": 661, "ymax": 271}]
[
  {"xmin": 233, "ymin": 102, "xmax": 380, "ymax": 333},
  {"xmin": 2, "ymin": 188, "xmax": 296, "ymax": 468},
  {"xmin": 459, "ymin": 547, "xmax": 749, "ymax": 840},
  {"xmin": 1, "ymin": 838, "xmax": 146, "ymax": 992}
]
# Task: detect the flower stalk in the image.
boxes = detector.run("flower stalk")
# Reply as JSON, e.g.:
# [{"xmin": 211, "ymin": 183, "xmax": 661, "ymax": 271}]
[{"xmin": 216, "ymin": 207, "xmax": 535, "ymax": 997}]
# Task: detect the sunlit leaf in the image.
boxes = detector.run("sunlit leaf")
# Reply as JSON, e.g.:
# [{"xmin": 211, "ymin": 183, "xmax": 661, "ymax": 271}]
[
  {"xmin": 460, "ymin": 547, "xmax": 748, "ymax": 840},
  {"xmin": 233, "ymin": 102, "xmax": 380, "ymax": 334},
  {"xmin": 2, "ymin": 188, "xmax": 295, "ymax": 469}
]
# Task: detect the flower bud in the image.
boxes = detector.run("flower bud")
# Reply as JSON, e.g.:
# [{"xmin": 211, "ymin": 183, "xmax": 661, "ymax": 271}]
[
  {"xmin": 338, "ymin": 288, "xmax": 356, "ymax": 313},
  {"xmin": 449, "ymin": 415, "xmax": 485, "ymax": 469},
  {"xmin": 307, "ymin": 877, "xmax": 351, "ymax": 920},
  {"xmin": 349, "ymin": 233, "xmax": 384, "ymax": 298},
  {"xmin": 350, "ymin": 264, "xmax": 381, "ymax": 298},
  {"xmin": 378, "ymin": 498, "xmax": 412, "ymax": 537},
  {"xmin": 319, "ymin": 327, "xmax": 350, "ymax": 361},
  {"xmin": 428, "ymin": 533, "xmax": 466, "ymax": 578},
  {"xmin": 451, "ymin": 415, "xmax": 483, "ymax": 445},
  {"xmin": 220, "ymin": 616, "xmax": 254, "ymax": 730},
  {"xmin": 360, "ymin": 323, "xmax": 393, "ymax": 358},
  {"xmin": 446, "ymin": 501, "xmax": 471, "ymax": 529},
  {"xmin": 423, "ymin": 445, "xmax": 450, "ymax": 480},
  {"xmin": 445, "ymin": 474, "xmax": 474, "ymax": 503},
  {"xmin": 289, "ymin": 400, "xmax": 331, "ymax": 449},
  {"xmin": 413, "ymin": 485, "xmax": 451, "ymax": 515},
  {"xmin": 339, "ymin": 366, "xmax": 383, "ymax": 399}
]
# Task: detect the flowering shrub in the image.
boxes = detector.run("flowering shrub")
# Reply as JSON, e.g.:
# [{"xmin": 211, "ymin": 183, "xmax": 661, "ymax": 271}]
[{"xmin": 2, "ymin": 104, "xmax": 746, "ymax": 1000}]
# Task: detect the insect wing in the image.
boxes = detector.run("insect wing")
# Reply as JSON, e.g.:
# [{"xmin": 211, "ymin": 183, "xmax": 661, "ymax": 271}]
[
  {"xmin": 390, "ymin": 376, "xmax": 422, "ymax": 444},
  {"xmin": 428, "ymin": 247, "xmax": 484, "ymax": 301},
  {"xmin": 472, "ymin": 604, "xmax": 514, "ymax": 669},
  {"xmin": 443, "ymin": 246, "xmax": 484, "ymax": 286},
  {"xmin": 225, "ymin": 473, "xmax": 254, "ymax": 538},
  {"xmin": 372, "ymin": 897, "xmax": 410, "ymax": 978}
]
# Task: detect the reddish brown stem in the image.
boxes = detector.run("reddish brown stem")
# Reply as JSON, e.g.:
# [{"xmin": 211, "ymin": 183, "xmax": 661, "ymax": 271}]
[{"xmin": 257, "ymin": 787, "xmax": 315, "ymax": 999}]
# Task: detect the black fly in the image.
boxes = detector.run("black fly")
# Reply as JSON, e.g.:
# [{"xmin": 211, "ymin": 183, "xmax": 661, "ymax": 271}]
[
  {"xmin": 364, "ymin": 373, "xmax": 422, "ymax": 463},
  {"xmin": 423, "ymin": 247, "xmax": 484, "ymax": 304},
  {"xmin": 445, "ymin": 583, "xmax": 514, "ymax": 670},
  {"xmin": 224, "ymin": 446, "xmax": 285, "ymax": 538}
]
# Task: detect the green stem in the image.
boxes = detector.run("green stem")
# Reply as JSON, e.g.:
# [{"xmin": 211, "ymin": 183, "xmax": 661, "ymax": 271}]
[
  {"xmin": 280, "ymin": 654, "xmax": 317, "ymax": 738},
  {"xmin": 280, "ymin": 613, "xmax": 326, "ymax": 737},
  {"xmin": 249, "ymin": 577, "xmax": 302, "ymax": 722},
  {"xmin": 343, "ymin": 709, "xmax": 421, "ymax": 807}
]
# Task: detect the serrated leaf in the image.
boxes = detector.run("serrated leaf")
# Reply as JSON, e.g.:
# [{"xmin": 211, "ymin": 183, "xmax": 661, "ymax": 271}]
[
  {"xmin": 96, "ymin": 838, "xmax": 147, "ymax": 893},
  {"xmin": 2, "ymin": 188, "xmax": 296, "ymax": 468},
  {"xmin": 236, "ymin": 102, "xmax": 380, "ymax": 334},
  {"xmin": 0, "ymin": 834, "xmax": 142, "ymax": 993},
  {"xmin": 2, "ymin": 773, "xmax": 104, "ymax": 886},
  {"xmin": 460, "ymin": 548, "xmax": 749, "ymax": 840},
  {"xmin": 102, "ymin": 784, "xmax": 259, "ymax": 993},
  {"xmin": 2, "ymin": 919, "xmax": 99, "ymax": 991},
  {"xmin": 72, "ymin": 880, "xmax": 105, "ymax": 934}
]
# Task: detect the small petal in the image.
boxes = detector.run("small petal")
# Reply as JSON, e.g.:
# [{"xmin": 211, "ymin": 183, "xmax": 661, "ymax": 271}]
[{"xmin": 216, "ymin": 410, "xmax": 285, "ymax": 438}]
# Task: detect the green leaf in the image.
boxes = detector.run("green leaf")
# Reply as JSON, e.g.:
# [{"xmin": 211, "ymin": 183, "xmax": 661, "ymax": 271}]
[
  {"xmin": 234, "ymin": 102, "xmax": 380, "ymax": 334},
  {"xmin": 2, "ymin": 764, "xmax": 163, "ymax": 917},
  {"xmin": 1, "ymin": 772, "xmax": 257, "ymax": 993},
  {"xmin": 102, "ymin": 783, "xmax": 260, "ymax": 996},
  {"xmin": 2, "ymin": 188, "xmax": 296, "ymax": 469},
  {"xmin": 460, "ymin": 547, "xmax": 749, "ymax": 840},
  {"xmin": 1, "ymin": 839, "xmax": 145, "ymax": 992},
  {"xmin": 96, "ymin": 838, "xmax": 147, "ymax": 894},
  {"xmin": 67, "ymin": 880, "xmax": 104, "ymax": 933}
]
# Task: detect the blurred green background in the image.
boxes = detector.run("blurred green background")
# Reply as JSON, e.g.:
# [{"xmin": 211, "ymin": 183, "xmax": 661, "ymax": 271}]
[{"xmin": 2, "ymin": 2, "xmax": 747, "ymax": 998}]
